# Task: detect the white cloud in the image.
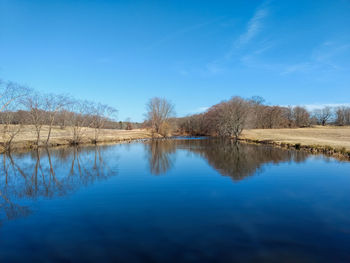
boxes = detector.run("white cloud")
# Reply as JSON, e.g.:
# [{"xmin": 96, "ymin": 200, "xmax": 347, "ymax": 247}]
[
  {"xmin": 281, "ymin": 42, "xmax": 350, "ymax": 75},
  {"xmin": 204, "ymin": 1, "xmax": 270, "ymax": 73},
  {"xmin": 303, "ymin": 103, "xmax": 350, "ymax": 111},
  {"xmin": 283, "ymin": 103, "xmax": 350, "ymax": 111},
  {"xmin": 236, "ymin": 5, "xmax": 269, "ymax": 47}
]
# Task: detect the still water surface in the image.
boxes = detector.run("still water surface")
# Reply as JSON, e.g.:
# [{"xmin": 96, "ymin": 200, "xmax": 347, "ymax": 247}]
[{"xmin": 0, "ymin": 139, "xmax": 350, "ymax": 262}]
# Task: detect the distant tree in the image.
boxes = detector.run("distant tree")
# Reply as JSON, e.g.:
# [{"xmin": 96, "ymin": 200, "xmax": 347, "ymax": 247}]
[
  {"xmin": 0, "ymin": 81, "xmax": 28, "ymax": 112},
  {"xmin": 22, "ymin": 91, "xmax": 46, "ymax": 146},
  {"xmin": 335, "ymin": 106, "xmax": 350, "ymax": 126},
  {"xmin": 217, "ymin": 97, "xmax": 250, "ymax": 139},
  {"xmin": 146, "ymin": 97, "xmax": 175, "ymax": 136},
  {"xmin": 0, "ymin": 81, "xmax": 29, "ymax": 150},
  {"xmin": 293, "ymin": 106, "xmax": 310, "ymax": 127},
  {"xmin": 90, "ymin": 103, "xmax": 117, "ymax": 143},
  {"xmin": 43, "ymin": 93, "xmax": 70, "ymax": 145},
  {"xmin": 313, "ymin": 107, "xmax": 332, "ymax": 126},
  {"xmin": 285, "ymin": 106, "xmax": 294, "ymax": 127},
  {"xmin": 124, "ymin": 118, "xmax": 132, "ymax": 130},
  {"xmin": 66, "ymin": 100, "xmax": 91, "ymax": 144},
  {"xmin": 249, "ymin": 96, "xmax": 265, "ymax": 105}
]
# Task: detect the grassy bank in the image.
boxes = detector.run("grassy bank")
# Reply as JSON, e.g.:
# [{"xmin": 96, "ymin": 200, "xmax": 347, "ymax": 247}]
[
  {"xmin": 0, "ymin": 125, "xmax": 159, "ymax": 152},
  {"xmin": 241, "ymin": 126, "xmax": 350, "ymax": 160}
]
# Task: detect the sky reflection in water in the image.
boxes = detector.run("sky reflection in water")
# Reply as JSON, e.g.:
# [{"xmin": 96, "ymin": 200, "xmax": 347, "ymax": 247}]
[{"xmin": 0, "ymin": 139, "xmax": 349, "ymax": 262}]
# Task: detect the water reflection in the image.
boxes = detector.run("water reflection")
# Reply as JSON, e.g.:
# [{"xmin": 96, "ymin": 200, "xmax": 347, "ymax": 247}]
[
  {"xmin": 146, "ymin": 139, "xmax": 309, "ymax": 180},
  {"xmin": 0, "ymin": 140, "xmax": 309, "ymax": 224},
  {"xmin": 0, "ymin": 146, "xmax": 117, "ymax": 224},
  {"xmin": 145, "ymin": 140, "xmax": 176, "ymax": 175},
  {"xmin": 0, "ymin": 139, "xmax": 348, "ymax": 262}
]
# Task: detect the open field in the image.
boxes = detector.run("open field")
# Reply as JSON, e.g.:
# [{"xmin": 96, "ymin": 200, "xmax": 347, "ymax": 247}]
[
  {"xmin": 2, "ymin": 125, "xmax": 350, "ymax": 158},
  {"xmin": 0, "ymin": 125, "xmax": 157, "ymax": 152},
  {"xmin": 241, "ymin": 126, "xmax": 350, "ymax": 158}
]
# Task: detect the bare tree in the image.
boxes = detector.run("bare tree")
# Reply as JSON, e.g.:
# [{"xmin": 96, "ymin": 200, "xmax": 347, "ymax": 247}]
[
  {"xmin": 66, "ymin": 100, "xmax": 91, "ymax": 144},
  {"xmin": 217, "ymin": 97, "xmax": 250, "ymax": 139},
  {"xmin": 0, "ymin": 81, "xmax": 29, "ymax": 150},
  {"xmin": 1, "ymin": 110, "xmax": 21, "ymax": 151},
  {"xmin": 0, "ymin": 81, "xmax": 28, "ymax": 112},
  {"xmin": 293, "ymin": 106, "xmax": 310, "ymax": 127},
  {"xmin": 146, "ymin": 97, "xmax": 175, "ymax": 136},
  {"xmin": 335, "ymin": 106, "xmax": 350, "ymax": 126},
  {"xmin": 124, "ymin": 117, "xmax": 133, "ymax": 130},
  {"xmin": 22, "ymin": 92, "xmax": 46, "ymax": 146},
  {"xmin": 313, "ymin": 107, "xmax": 332, "ymax": 126},
  {"xmin": 90, "ymin": 103, "xmax": 117, "ymax": 143},
  {"xmin": 43, "ymin": 93, "xmax": 70, "ymax": 145}
]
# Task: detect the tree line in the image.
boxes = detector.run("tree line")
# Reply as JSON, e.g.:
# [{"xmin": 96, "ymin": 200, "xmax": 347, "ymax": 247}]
[
  {"xmin": 0, "ymin": 80, "xmax": 118, "ymax": 150},
  {"xmin": 177, "ymin": 96, "xmax": 350, "ymax": 138},
  {"xmin": 2, "ymin": 78, "xmax": 349, "ymax": 148}
]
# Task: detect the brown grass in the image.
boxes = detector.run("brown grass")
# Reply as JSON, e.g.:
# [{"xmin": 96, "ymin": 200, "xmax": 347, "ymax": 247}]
[
  {"xmin": 0, "ymin": 125, "xmax": 158, "ymax": 152},
  {"xmin": 241, "ymin": 126, "xmax": 350, "ymax": 159}
]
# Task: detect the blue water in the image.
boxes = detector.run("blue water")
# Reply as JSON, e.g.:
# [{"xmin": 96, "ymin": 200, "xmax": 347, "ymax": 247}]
[{"xmin": 0, "ymin": 139, "xmax": 349, "ymax": 262}]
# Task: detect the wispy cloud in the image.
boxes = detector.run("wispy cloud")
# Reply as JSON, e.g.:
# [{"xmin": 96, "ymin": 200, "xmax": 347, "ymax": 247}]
[
  {"xmin": 198, "ymin": 1, "xmax": 270, "ymax": 75},
  {"xmin": 236, "ymin": 4, "xmax": 269, "ymax": 47},
  {"xmin": 283, "ymin": 103, "xmax": 350, "ymax": 111},
  {"xmin": 281, "ymin": 42, "xmax": 350, "ymax": 75},
  {"xmin": 226, "ymin": 1, "xmax": 270, "ymax": 59},
  {"xmin": 303, "ymin": 103, "xmax": 350, "ymax": 111}
]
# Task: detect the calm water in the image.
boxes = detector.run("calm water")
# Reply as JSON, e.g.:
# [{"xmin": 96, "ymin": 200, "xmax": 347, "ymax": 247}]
[{"xmin": 0, "ymin": 139, "xmax": 350, "ymax": 262}]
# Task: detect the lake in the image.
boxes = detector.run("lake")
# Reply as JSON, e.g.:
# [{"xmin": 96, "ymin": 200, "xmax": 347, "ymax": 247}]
[{"xmin": 0, "ymin": 138, "xmax": 349, "ymax": 262}]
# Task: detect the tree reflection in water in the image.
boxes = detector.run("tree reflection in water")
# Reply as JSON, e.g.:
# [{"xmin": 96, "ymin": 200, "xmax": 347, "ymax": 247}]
[
  {"xmin": 0, "ymin": 139, "xmax": 309, "ymax": 225},
  {"xmin": 146, "ymin": 138, "xmax": 309, "ymax": 180},
  {"xmin": 145, "ymin": 140, "xmax": 177, "ymax": 175},
  {"xmin": 0, "ymin": 145, "xmax": 117, "ymax": 225}
]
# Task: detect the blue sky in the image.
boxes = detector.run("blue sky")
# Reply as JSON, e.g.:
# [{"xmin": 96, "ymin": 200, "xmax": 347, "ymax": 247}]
[{"xmin": 1, "ymin": 0, "xmax": 350, "ymax": 121}]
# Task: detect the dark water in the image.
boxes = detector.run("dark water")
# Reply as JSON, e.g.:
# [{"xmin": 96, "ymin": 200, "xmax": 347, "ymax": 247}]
[{"xmin": 0, "ymin": 139, "xmax": 350, "ymax": 262}]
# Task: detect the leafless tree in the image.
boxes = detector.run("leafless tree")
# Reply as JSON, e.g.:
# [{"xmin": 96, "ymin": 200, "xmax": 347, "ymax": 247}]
[
  {"xmin": 0, "ymin": 81, "xmax": 28, "ymax": 112},
  {"xmin": 43, "ymin": 93, "xmax": 70, "ymax": 145},
  {"xmin": 146, "ymin": 97, "xmax": 175, "ymax": 136},
  {"xmin": 66, "ymin": 100, "xmax": 91, "ymax": 144},
  {"xmin": 90, "ymin": 103, "xmax": 117, "ymax": 143},
  {"xmin": 0, "ymin": 81, "xmax": 29, "ymax": 150},
  {"xmin": 1, "ymin": 110, "xmax": 21, "ymax": 151},
  {"xmin": 335, "ymin": 106, "xmax": 350, "ymax": 126},
  {"xmin": 313, "ymin": 106, "xmax": 332, "ymax": 126},
  {"xmin": 217, "ymin": 97, "xmax": 250, "ymax": 139},
  {"xmin": 124, "ymin": 118, "xmax": 133, "ymax": 130},
  {"xmin": 293, "ymin": 106, "xmax": 310, "ymax": 127},
  {"xmin": 22, "ymin": 91, "xmax": 46, "ymax": 146}
]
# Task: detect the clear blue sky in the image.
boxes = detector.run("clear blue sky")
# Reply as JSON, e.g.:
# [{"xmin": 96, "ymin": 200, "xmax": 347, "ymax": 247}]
[{"xmin": 1, "ymin": 0, "xmax": 350, "ymax": 121}]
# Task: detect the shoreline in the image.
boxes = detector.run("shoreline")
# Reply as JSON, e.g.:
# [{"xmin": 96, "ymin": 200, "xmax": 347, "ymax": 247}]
[
  {"xmin": 239, "ymin": 138, "xmax": 350, "ymax": 161},
  {"xmin": 0, "ymin": 126, "xmax": 161, "ymax": 154},
  {"xmin": 1, "ymin": 126, "xmax": 350, "ymax": 161},
  {"xmin": 240, "ymin": 126, "xmax": 350, "ymax": 161}
]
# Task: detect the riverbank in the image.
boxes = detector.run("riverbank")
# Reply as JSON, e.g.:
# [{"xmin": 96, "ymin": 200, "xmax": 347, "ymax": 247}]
[
  {"xmin": 0, "ymin": 125, "xmax": 160, "ymax": 153},
  {"xmin": 241, "ymin": 126, "xmax": 350, "ymax": 160}
]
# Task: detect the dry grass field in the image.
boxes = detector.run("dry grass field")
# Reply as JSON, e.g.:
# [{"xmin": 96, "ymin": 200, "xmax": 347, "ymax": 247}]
[
  {"xmin": 2, "ymin": 125, "xmax": 350, "ymax": 157},
  {"xmin": 242, "ymin": 126, "xmax": 350, "ymax": 151},
  {"xmin": 0, "ymin": 125, "xmax": 157, "ymax": 152}
]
